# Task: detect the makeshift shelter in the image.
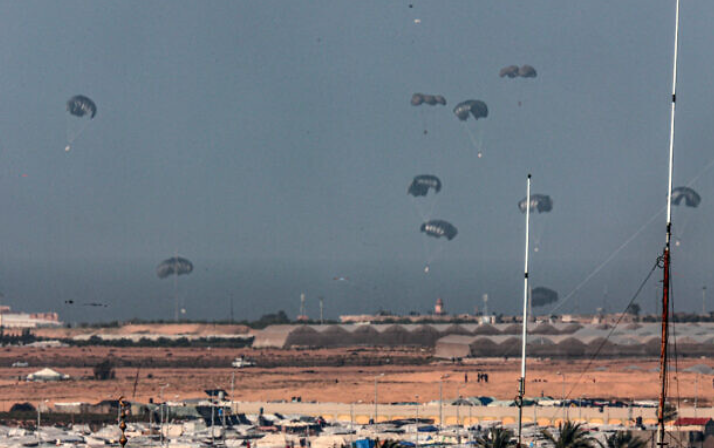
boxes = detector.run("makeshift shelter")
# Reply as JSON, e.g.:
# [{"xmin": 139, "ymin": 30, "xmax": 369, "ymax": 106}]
[
  {"xmin": 472, "ymin": 324, "xmax": 501, "ymax": 336},
  {"xmin": 530, "ymin": 323, "xmax": 560, "ymax": 335},
  {"xmin": 26, "ymin": 368, "xmax": 69, "ymax": 382}
]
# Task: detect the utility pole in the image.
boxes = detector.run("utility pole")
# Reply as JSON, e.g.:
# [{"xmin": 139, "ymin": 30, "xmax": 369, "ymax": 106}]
[
  {"xmin": 415, "ymin": 395, "xmax": 420, "ymax": 448},
  {"xmin": 230, "ymin": 370, "xmax": 236, "ymax": 413},
  {"xmin": 374, "ymin": 373, "xmax": 384, "ymax": 424},
  {"xmin": 439, "ymin": 374, "xmax": 449, "ymax": 431}
]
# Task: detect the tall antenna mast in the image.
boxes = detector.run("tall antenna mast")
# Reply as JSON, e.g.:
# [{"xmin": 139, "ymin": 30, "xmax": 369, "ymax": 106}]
[
  {"xmin": 657, "ymin": 0, "xmax": 680, "ymax": 445},
  {"xmin": 517, "ymin": 174, "xmax": 531, "ymax": 447}
]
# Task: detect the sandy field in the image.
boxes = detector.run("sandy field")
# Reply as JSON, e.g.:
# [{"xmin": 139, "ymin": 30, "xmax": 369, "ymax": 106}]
[{"xmin": 0, "ymin": 345, "xmax": 710, "ymax": 411}]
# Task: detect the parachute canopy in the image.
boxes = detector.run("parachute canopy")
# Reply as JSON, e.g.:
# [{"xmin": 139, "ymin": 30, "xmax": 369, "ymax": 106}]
[
  {"xmin": 66, "ymin": 95, "xmax": 97, "ymax": 119},
  {"xmin": 500, "ymin": 65, "xmax": 537, "ymax": 78},
  {"xmin": 408, "ymin": 175, "xmax": 442, "ymax": 197},
  {"xmin": 453, "ymin": 100, "xmax": 488, "ymax": 121},
  {"xmin": 519, "ymin": 194, "xmax": 553, "ymax": 213},
  {"xmin": 499, "ymin": 65, "xmax": 520, "ymax": 78},
  {"xmin": 411, "ymin": 93, "xmax": 446, "ymax": 106},
  {"xmin": 156, "ymin": 257, "xmax": 194, "ymax": 279},
  {"xmin": 420, "ymin": 220, "xmax": 458, "ymax": 240},
  {"xmin": 518, "ymin": 65, "xmax": 537, "ymax": 78},
  {"xmin": 531, "ymin": 287, "xmax": 558, "ymax": 307},
  {"xmin": 671, "ymin": 187, "xmax": 701, "ymax": 207}
]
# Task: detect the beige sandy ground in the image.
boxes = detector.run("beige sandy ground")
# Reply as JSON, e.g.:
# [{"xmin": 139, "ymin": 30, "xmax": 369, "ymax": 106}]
[
  {"xmin": 0, "ymin": 346, "xmax": 711, "ymax": 411},
  {"xmin": 33, "ymin": 324, "xmax": 251, "ymax": 338}
]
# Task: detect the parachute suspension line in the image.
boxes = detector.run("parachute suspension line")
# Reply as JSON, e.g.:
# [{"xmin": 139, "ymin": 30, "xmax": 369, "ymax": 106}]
[
  {"xmin": 658, "ymin": 0, "xmax": 679, "ymax": 445},
  {"xmin": 461, "ymin": 123, "xmax": 483, "ymax": 158},
  {"xmin": 173, "ymin": 269, "xmax": 179, "ymax": 323},
  {"xmin": 423, "ymin": 242, "xmax": 445, "ymax": 272},
  {"xmin": 531, "ymin": 213, "xmax": 550, "ymax": 254},
  {"xmin": 517, "ymin": 174, "xmax": 531, "ymax": 448},
  {"xmin": 547, "ymin": 207, "xmax": 662, "ymax": 316},
  {"xmin": 65, "ymin": 114, "xmax": 92, "ymax": 148},
  {"xmin": 542, "ymin": 259, "xmax": 659, "ymax": 423}
]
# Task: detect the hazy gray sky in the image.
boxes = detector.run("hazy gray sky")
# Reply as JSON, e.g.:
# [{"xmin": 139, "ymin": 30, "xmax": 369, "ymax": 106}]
[{"xmin": 1, "ymin": 1, "xmax": 713, "ymax": 322}]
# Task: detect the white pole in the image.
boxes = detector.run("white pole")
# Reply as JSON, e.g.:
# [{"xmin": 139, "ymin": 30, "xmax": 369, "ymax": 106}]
[
  {"xmin": 694, "ymin": 373, "xmax": 699, "ymax": 417},
  {"xmin": 659, "ymin": 0, "xmax": 680, "ymax": 446},
  {"xmin": 415, "ymin": 397, "xmax": 420, "ymax": 448},
  {"xmin": 517, "ymin": 174, "xmax": 531, "ymax": 446},
  {"xmin": 439, "ymin": 379, "xmax": 443, "ymax": 431},
  {"xmin": 665, "ymin": 0, "xmax": 679, "ymax": 231},
  {"xmin": 230, "ymin": 370, "xmax": 235, "ymax": 414}
]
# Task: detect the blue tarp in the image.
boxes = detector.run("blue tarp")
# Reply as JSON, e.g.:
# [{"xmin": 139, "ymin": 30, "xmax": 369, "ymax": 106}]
[{"xmin": 354, "ymin": 439, "xmax": 376, "ymax": 448}]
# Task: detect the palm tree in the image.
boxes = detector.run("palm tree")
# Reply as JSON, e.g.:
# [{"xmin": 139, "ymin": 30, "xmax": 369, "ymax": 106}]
[
  {"xmin": 379, "ymin": 440, "xmax": 403, "ymax": 448},
  {"xmin": 663, "ymin": 403, "xmax": 677, "ymax": 422},
  {"xmin": 475, "ymin": 427, "xmax": 515, "ymax": 448},
  {"xmin": 604, "ymin": 431, "xmax": 647, "ymax": 448},
  {"xmin": 541, "ymin": 421, "xmax": 598, "ymax": 448}
]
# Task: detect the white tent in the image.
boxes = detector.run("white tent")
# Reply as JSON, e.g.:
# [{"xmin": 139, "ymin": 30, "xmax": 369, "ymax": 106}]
[{"xmin": 26, "ymin": 368, "xmax": 69, "ymax": 382}]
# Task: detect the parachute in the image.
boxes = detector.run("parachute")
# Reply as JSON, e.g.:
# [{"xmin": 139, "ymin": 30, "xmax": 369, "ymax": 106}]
[
  {"xmin": 453, "ymin": 100, "xmax": 488, "ymax": 121},
  {"xmin": 157, "ymin": 256, "xmax": 194, "ymax": 322},
  {"xmin": 65, "ymin": 95, "xmax": 97, "ymax": 151},
  {"xmin": 453, "ymin": 100, "xmax": 488, "ymax": 157},
  {"xmin": 671, "ymin": 187, "xmax": 701, "ymax": 246},
  {"xmin": 420, "ymin": 220, "xmax": 458, "ymax": 240},
  {"xmin": 156, "ymin": 256, "xmax": 194, "ymax": 279},
  {"xmin": 671, "ymin": 187, "xmax": 701, "ymax": 207},
  {"xmin": 519, "ymin": 194, "xmax": 553, "ymax": 252},
  {"xmin": 412, "ymin": 93, "xmax": 446, "ymax": 136},
  {"xmin": 500, "ymin": 65, "xmax": 538, "ymax": 108},
  {"xmin": 531, "ymin": 287, "xmax": 558, "ymax": 307},
  {"xmin": 408, "ymin": 175, "xmax": 442, "ymax": 197},
  {"xmin": 518, "ymin": 194, "xmax": 553, "ymax": 213},
  {"xmin": 411, "ymin": 93, "xmax": 446, "ymax": 106},
  {"xmin": 67, "ymin": 95, "xmax": 97, "ymax": 119},
  {"xmin": 500, "ymin": 65, "xmax": 537, "ymax": 79}
]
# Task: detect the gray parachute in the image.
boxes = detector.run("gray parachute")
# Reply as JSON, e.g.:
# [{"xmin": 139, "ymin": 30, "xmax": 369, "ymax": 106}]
[
  {"xmin": 67, "ymin": 95, "xmax": 97, "ymax": 119},
  {"xmin": 408, "ymin": 175, "xmax": 442, "ymax": 197},
  {"xmin": 411, "ymin": 93, "xmax": 447, "ymax": 106},
  {"xmin": 420, "ymin": 220, "xmax": 458, "ymax": 240},
  {"xmin": 453, "ymin": 100, "xmax": 488, "ymax": 121},
  {"xmin": 500, "ymin": 65, "xmax": 537, "ymax": 79},
  {"xmin": 531, "ymin": 287, "xmax": 558, "ymax": 307},
  {"xmin": 671, "ymin": 187, "xmax": 701, "ymax": 207},
  {"xmin": 156, "ymin": 256, "xmax": 194, "ymax": 279},
  {"xmin": 519, "ymin": 194, "xmax": 553, "ymax": 213}
]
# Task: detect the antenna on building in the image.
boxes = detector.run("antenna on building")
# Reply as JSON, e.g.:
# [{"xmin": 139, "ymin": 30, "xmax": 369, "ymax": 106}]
[
  {"xmin": 482, "ymin": 294, "xmax": 489, "ymax": 317},
  {"xmin": 298, "ymin": 293, "xmax": 308, "ymax": 322},
  {"xmin": 319, "ymin": 296, "xmax": 324, "ymax": 324},
  {"xmin": 603, "ymin": 284, "xmax": 609, "ymax": 315}
]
